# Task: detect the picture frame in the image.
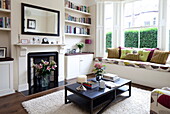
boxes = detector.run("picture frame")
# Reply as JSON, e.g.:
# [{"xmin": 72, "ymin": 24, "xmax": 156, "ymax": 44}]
[
  {"xmin": 21, "ymin": 39, "xmax": 29, "ymax": 44},
  {"xmin": 0, "ymin": 47, "xmax": 7, "ymax": 58},
  {"xmin": 27, "ymin": 19, "xmax": 36, "ymax": 29}
]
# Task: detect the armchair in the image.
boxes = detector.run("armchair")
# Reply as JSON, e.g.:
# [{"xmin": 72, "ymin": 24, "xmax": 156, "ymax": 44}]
[{"xmin": 150, "ymin": 87, "xmax": 170, "ymax": 114}]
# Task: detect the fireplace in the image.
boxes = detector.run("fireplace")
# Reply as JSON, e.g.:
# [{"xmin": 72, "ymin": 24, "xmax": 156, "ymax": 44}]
[{"xmin": 27, "ymin": 52, "xmax": 58, "ymax": 94}]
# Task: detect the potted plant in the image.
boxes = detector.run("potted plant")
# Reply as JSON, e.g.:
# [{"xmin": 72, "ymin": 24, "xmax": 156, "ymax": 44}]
[
  {"xmin": 33, "ymin": 60, "xmax": 57, "ymax": 87},
  {"xmin": 93, "ymin": 63, "xmax": 106, "ymax": 81},
  {"xmin": 76, "ymin": 42, "xmax": 85, "ymax": 53}
]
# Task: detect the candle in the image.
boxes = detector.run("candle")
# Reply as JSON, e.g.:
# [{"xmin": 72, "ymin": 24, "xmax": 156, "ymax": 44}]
[{"xmin": 77, "ymin": 75, "xmax": 87, "ymax": 83}]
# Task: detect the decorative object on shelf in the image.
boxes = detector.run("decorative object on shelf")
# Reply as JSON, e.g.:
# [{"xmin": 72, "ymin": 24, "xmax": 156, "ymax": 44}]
[
  {"xmin": 21, "ymin": 39, "xmax": 29, "ymax": 44},
  {"xmin": 76, "ymin": 42, "xmax": 85, "ymax": 53},
  {"xmin": 42, "ymin": 37, "xmax": 49, "ymax": 44},
  {"xmin": 33, "ymin": 59, "xmax": 57, "ymax": 87},
  {"xmin": 0, "ymin": 47, "xmax": 6, "ymax": 58},
  {"xmin": 85, "ymin": 39, "xmax": 92, "ymax": 44},
  {"xmin": 93, "ymin": 63, "xmax": 106, "ymax": 81},
  {"xmin": 27, "ymin": 19, "xmax": 36, "ymax": 29},
  {"xmin": 76, "ymin": 75, "xmax": 87, "ymax": 91}
]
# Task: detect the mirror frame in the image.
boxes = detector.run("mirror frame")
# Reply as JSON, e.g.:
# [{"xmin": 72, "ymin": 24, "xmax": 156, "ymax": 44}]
[{"xmin": 21, "ymin": 3, "xmax": 60, "ymax": 36}]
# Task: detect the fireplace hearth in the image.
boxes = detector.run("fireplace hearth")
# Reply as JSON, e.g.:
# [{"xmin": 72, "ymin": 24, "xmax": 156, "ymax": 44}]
[{"xmin": 27, "ymin": 52, "xmax": 58, "ymax": 95}]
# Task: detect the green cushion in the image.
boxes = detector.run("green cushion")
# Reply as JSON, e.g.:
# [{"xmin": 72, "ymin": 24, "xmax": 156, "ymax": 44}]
[
  {"xmin": 120, "ymin": 49, "xmax": 133, "ymax": 59},
  {"xmin": 138, "ymin": 50, "xmax": 150, "ymax": 61}
]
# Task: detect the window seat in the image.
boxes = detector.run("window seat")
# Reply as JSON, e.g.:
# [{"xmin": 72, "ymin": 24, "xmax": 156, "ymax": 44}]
[
  {"xmin": 101, "ymin": 58, "xmax": 170, "ymax": 72},
  {"xmin": 95, "ymin": 58, "xmax": 170, "ymax": 88}
]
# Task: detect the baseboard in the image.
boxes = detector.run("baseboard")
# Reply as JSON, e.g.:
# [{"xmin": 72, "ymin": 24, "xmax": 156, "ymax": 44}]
[
  {"xmin": 0, "ymin": 89, "xmax": 15, "ymax": 97},
  {"xmin": 18, "ymin": 83, "xmax": 29, "ymax": 92}
]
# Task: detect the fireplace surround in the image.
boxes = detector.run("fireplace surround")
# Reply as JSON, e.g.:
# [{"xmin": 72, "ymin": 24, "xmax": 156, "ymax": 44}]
[{"xmin": 15, "ymin": 44, "xmax": 65, "ymax": 92}]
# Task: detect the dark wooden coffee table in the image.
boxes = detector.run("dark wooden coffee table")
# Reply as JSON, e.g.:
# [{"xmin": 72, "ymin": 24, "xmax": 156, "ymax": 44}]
[{"xmin": 65, "ymin": 78, "xmax": 131, "ymax": 114}]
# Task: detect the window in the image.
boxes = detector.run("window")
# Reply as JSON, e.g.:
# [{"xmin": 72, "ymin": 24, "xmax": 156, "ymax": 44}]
[{"xmin": 124, "ymin": 0, "xmax": 159, "ymax": 48}]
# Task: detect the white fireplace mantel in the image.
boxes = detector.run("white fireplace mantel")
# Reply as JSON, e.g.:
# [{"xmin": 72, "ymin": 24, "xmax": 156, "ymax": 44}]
[{"xmin": 15, "ymin": 43, "xmax": 65, "ymax": 92}]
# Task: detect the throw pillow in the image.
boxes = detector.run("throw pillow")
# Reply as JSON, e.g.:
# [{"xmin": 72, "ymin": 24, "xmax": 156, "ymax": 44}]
[
  {"xmin": 150, "ymin": 50, "xmax": 170, "ymax": 64},
  {"xmin": 125, "ymin": 53, "xmax": 140, "ymax": 61},
  {"xmin": 144, "ymin": 48, "xmax": 159, "ymax": 62},
  {"xmin": 107, "ymin": 48, "xmax": 119, "ymax": 58},
  {"xmin": 120, "ymin": 49, "xmax": 133, "ymax": 59},
  {"xmin": 138, "ymin": 50, "xmax": 150, "ymax": 62}
]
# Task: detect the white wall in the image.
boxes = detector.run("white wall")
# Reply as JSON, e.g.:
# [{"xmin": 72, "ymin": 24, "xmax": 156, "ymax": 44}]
[
  {"xmin": 11, "ymin": 0, "xmax": 64, "ymax": 90},
  {"xmin": 10, "ymin": 0, "xmax": 96, "ymax": 90}
]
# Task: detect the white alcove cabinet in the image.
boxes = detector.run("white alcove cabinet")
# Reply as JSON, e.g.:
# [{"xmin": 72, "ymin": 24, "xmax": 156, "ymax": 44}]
[
  {"xmin": 65, "ymin": 54, "xmax": 93, "ymax": 80},
  {"xmin": 0, "ymin": 60, "xmax": 14, "ymax": 96}
]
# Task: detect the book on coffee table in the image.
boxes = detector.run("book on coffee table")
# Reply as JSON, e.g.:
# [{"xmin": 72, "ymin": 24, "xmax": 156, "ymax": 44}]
[{"xmin": 83, "ymin": 81, "xmax": 98, "ymax": 89}]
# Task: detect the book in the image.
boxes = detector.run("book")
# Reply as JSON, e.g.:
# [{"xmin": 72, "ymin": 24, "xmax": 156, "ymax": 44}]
[
  {"xmin": 83, "ymin": 80, "xmax": 98, "ymax": 89},
  {"xmin": 103, "ymin": 73, "xmax": 120, "ymax": 82}
]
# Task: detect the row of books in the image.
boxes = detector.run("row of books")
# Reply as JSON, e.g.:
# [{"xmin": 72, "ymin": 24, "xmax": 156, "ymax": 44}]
[
  {"xmin": 65, "ymin": 13, "xmax": 91, "ymax": 24},
  {"xmin": 0, "ymin": 17, "xmax": 10, "ymax": 28},
  {"xmin": 65, "ymin": 25, "xmax": 90, "ymax": 35},
  {"xmin": 83, "ymin": 81, "xmax": 98, "ymax": 89},
  {"xmin": 65, "ymin": 0, "xmax": 90, "ymax": 13},
  {"xmin": 0, "ymin": 0, "xmax": 10, "ymax": 9}
]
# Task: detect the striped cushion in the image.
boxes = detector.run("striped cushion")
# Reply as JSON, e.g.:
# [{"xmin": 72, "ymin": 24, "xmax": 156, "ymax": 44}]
[
  {"xmin": 150, "ymin": 50, "xmax": 170, "ymax": 64},
  {"xmin": 107, "ymin": 48, "xmax": 119, "ymax": 58},
  {"xmin": 125, "ymin": 53, "xmax": 139, "ymax": 61}
]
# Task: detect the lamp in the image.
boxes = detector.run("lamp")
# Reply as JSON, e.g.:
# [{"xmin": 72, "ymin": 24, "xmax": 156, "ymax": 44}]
[
  {"xmin": 85, "ymin": 39, "xmax": 92, "ymax": 44},
  {"xmin": 76, "ymin": 75, "xmax": 87, "ymax": 91}
]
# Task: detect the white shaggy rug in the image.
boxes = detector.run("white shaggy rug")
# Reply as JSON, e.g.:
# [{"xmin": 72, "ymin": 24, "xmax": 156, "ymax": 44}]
[{"xmin": 22, "ymin": 87, "xmax": 151, "ymax": 114}]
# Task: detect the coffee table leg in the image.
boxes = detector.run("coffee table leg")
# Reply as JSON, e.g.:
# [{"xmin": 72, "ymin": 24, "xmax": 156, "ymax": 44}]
[
  {"xmin": 65, "ymin": 87, "xmax": 68, "ymax": 104},
  {"xmin": 129, "ymin": 81, "xmax": 131, "ymax": 97},
  {"xmin": 90, "ymin": 100, "xmax": 93, "ymax": 114}
]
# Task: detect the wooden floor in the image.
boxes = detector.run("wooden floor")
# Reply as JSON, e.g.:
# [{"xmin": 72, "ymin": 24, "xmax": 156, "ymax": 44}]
[{"xmin": 0, "ymin": 76, "xmax": 154, "ymax": 114}]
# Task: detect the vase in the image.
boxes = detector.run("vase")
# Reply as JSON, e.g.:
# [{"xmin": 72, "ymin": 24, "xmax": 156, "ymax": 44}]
[
  {"xmin": 79, "ymin": 48, "xmax": 82, "ymax": 53},
  {"xmin": 96, "ymin": 74, "xmax": 102, "ymax": 82},
  {"xmin": 40, "ymin": 74, "xmax": 50, "ymax": 87}
]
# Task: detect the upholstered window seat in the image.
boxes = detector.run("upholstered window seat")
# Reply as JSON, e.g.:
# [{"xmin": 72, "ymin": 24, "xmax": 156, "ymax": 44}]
[
  {"xmin": 95, "ymin": 57, "xmax": 170, "ymax": 88},
  {"xmin": 101, "ymin": 58, "xmax": 170, "ymax": 72}
]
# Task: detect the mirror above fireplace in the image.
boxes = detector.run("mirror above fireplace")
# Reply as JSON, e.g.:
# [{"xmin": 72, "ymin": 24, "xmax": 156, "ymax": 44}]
[{"xmin": 21, "ymin": 3, "xmax": 60, "ymax": 36}]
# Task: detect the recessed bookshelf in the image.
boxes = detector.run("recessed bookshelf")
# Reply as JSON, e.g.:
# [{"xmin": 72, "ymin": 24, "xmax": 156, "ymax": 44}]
[
  {"xmin": 0, "ymin": 8, "xmax": 11, "ymax": 13},
  {"xmin": 0, "ymin": 27, "xmax": 11, "ymax": 31},
  {"xmin": 65, "ymin": 7, "xmax": 91, "ymax": 16},
  {"xmin": 65, "ymin": 33, "xmax": 90, "ymax": 37},
  {"xmin": 65, "ymin": 20, "xmax": 91, "ymax": 26}
]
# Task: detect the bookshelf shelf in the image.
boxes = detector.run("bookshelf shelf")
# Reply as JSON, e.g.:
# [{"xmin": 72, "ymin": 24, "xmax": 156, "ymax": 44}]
[
  {"xmin": 65, "ymin": 20, "xmax": 91, "ymax": 26},
  {"xmin": 65, "ymin": 33, "xmax": 90, "ymax": 37},
  {"xmin": 0, "ymin": 8, "xmax": 11, "ymax": 13},
  {"xmin": 65, "ymin": 7, "xmax": 91, "ymax": 16},
  {"xmin": 0, "ymin": 27, "xmax": 11, "ymax": 31}
]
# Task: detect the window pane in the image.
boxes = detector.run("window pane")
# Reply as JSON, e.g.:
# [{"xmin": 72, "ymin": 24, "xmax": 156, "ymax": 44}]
[
  {"xmin": 105, "ymin": 3, "xmax": 113, "ymax": 51},
  {"xmin": 140, "ymin": 28, "xmax": 157, "ymax": 48},
  {"xmin": 124, "ymin": 0, "xmax": 159, "ymax": 28},
  {"xmin": 124, "ymin": 0, "xmax": 158, "ymax": 48},
  {"xmin": 125, "ymin": 29, "xmax": 139, "ymax": 48}
]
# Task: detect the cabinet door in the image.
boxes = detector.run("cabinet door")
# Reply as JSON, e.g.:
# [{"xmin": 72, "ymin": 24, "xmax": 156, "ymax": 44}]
[
  {"xmin": 65, "ymin": 56, "xmax": 80, "ymax": 79},
  {"xmin": 79, "ymin": 54, "xmax": 93, "ymax": 75},
  {"xmin": 0, "ymin": 64, "xmax": 10, "ymax": 90}
]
